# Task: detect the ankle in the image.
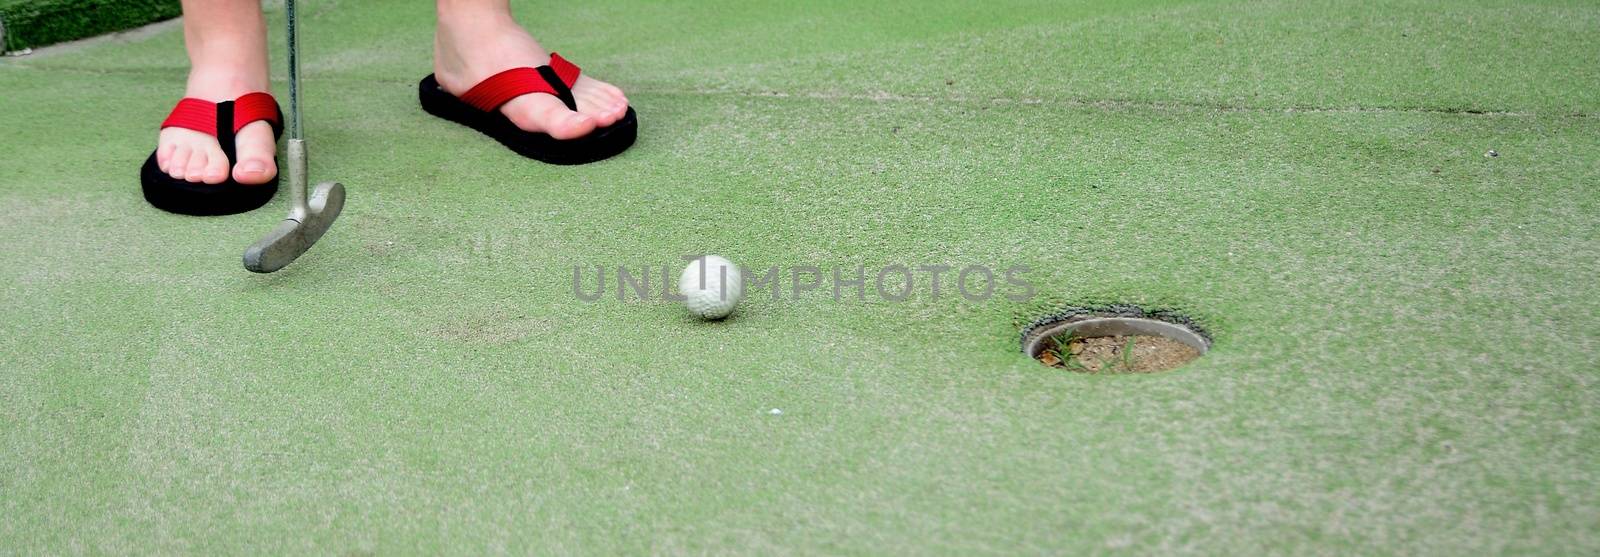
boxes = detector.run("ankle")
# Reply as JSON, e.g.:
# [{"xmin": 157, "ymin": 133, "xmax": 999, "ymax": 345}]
[
  {"xmin": 436, "ymin": 1, "xmax": 517, "ymax": 30},
  {"xmin": 185, "ymin": 62, "xmax": 270, "ymax": 100},
  {"xmin": 432, "ymin": 15, "xmax": 546, "ymax": 86}
]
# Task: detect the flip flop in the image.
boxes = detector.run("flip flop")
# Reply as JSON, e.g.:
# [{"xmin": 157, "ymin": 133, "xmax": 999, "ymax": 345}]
[
  {"xmin": 140, "ymin": 92, "xmax": 284, "ymax": 216},
  {"xmin": 418, "ymin": 53, "xmax": 638, "ymax": 165}
]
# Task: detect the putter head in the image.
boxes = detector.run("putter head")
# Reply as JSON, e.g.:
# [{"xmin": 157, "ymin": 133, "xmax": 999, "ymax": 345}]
[{"xmin": 243, "ymin": 180, "xmax": 345, "ymax": 273}]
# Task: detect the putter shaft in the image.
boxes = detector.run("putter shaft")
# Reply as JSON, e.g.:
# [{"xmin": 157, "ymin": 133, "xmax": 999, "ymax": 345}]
[
  {"xmin": 285, "ymin": 0, "xmax": 302, "ymax": 140},
  {"xmin": 241, "ymin": 0, "xmax": 344, "ymax": 273}
]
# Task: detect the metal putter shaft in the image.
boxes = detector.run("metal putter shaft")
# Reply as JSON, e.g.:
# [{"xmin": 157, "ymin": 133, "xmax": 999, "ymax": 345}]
[{"xmin": 243, "ymin": 0, "xmax": 345, "ymax": 273}]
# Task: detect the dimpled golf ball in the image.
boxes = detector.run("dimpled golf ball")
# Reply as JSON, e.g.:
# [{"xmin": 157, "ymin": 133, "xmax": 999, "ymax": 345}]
[{"xmin": 680, "ymin": 255, "xmax": 743, "ymax": 320}]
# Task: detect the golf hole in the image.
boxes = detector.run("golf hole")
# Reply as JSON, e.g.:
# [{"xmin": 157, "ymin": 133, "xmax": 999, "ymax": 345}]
[{"xmin": 1021, "ymin": 308, "xmax": 1210, "ymax": 374}]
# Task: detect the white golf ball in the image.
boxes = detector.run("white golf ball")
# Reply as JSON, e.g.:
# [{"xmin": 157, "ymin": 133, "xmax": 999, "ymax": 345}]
[{"xmin": 680, "ymin": 255, "xmax": 743, "ymax": 320}]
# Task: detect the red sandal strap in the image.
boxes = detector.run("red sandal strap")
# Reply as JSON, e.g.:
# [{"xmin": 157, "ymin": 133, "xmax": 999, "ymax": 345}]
[
  {"xmin": 161, "ymin": 98, "xmax": 219, "ymax": 135},
  {"xmin": 549, "ymin": 52, "xmax": 580, "ymax": 88},
  {"xmin": 233, "ymin": 92, "xmax": 282, "ymax": 135},
  {"xmin": 158, "ymin": 93, "xmax": 281, "ymax": 137},
  {"xmin": 458, "ymin": 52, "xmax": 583, "ymax": 112}
]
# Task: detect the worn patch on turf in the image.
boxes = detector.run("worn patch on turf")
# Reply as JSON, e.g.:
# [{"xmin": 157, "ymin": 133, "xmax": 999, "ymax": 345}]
[{"xmin": 1021, "ymin": 306, "xmax": 1209, "ymax": 373}]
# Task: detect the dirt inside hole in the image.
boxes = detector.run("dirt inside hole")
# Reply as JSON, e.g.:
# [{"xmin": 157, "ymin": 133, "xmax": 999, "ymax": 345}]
[{"xmin": 1035, "ymin": 334, "xmax": 1200, "ymax": 374}]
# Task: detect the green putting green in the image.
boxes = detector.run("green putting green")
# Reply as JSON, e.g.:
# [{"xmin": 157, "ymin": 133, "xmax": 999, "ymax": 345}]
[{"xmin": 2, "ymin": 0, "xmax": 1597, "ymax": 552}]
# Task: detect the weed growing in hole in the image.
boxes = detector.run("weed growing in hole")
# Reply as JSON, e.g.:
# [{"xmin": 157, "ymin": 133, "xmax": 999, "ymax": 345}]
[{"xmin": 1041, "ymin": 332, "xmax": 1148, "ymax": 374}]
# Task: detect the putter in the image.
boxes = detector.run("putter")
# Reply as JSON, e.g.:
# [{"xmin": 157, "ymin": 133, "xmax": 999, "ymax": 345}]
[{"xmin": 243, "ymin": 0, "xmax": 345, "ymax": 273}]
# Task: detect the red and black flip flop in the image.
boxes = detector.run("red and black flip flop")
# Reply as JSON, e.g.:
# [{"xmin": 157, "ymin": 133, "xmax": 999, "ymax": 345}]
[
  {"xmin": 139, "ymin": 92, "xmax": 284, "ymax": 216},
  {"xmin": 418, "ymin": 53, "xmax": 637, "ymax": 165}
]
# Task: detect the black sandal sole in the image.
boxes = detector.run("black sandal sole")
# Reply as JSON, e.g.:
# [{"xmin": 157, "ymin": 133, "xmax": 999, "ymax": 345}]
[
  {"xmin": 418, "ymin": 74, "xmax": 637, "ymax": 165},
  {"xmin": 140, "ymin": 100, "xmax": 279, "ymax": 216}
]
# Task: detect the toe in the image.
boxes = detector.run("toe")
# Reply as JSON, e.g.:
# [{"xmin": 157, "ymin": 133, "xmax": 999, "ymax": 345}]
[
  {"xmin": 156, "ymin": 142, "xmax": 178, "ymax": 171},
  {"xmin": 601, "ymin": 84, "xmax": 627, "ymax": 104},
  {"xmin": 576, "ymin": 90, "xmax": 626, "ymax": 127},
  {"xmin": 201, "ymin": 148, "xmax": 231, "ymax": 184},
  {"xmin": 232, "ymin": 121, "xmax": 278, "ymax": 185},
  {"xmin": 168, "ymin": 146, "xmax": 193, "ymax": 180},
  {"xmin": 547, "ymin": 109, "xmax": 598, "ymax": 140},
  {"xmin": 606, "ymin": 94, "xmax": 629, "ymax": 119},
  {"xmin": 184, "ymin": 150, "xmax": 210, "ymax": 183},
  {"xmin": 504, "ymin": 94, "xmax": 597, "ymax": 140},
  {"xmin": 597, "ymin": 82, "xmax": 627, "ymax": 107},
  {"xmin": 597, "ymin": 86, "xmax": 629, "ymax": 123}
]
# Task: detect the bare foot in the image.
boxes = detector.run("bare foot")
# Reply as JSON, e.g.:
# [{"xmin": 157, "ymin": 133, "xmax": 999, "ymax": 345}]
[
  {"xmin": 156, "ymin": 0, "xmax": 277, "ymax": 186},
  {"xmin": 433, "ymin": 9, "xmax": 629, "ymax": 140},
  {"xmin": 154, "ymin": 68, "xmax": 278, "ymax": 185}
]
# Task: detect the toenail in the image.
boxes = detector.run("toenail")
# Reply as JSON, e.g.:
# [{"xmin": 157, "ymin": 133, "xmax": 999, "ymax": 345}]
[{"xmin": 240, "ymin": 161, "xmax": 266, "ymax": 175}]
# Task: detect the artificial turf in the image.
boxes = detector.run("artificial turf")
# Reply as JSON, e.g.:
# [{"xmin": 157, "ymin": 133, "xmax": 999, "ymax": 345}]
[{"xmin": 2, "ymin": 0, "xmax": 1598, "ymax": 553}]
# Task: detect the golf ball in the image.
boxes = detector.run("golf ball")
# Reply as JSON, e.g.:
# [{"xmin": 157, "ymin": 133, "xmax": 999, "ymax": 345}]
[{"xmin": 680, "ymin": 255, "xmax": 743, "ymax": 320}]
